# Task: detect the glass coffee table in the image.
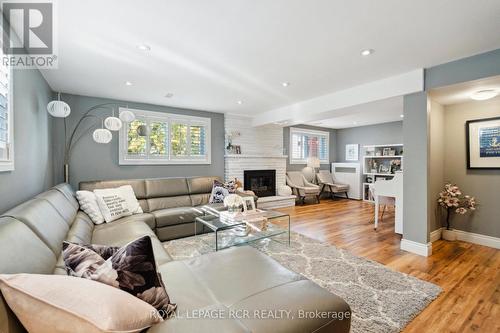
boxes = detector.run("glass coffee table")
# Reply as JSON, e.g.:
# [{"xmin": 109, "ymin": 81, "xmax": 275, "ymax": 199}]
[{"xmin": 195, "ymin": 207, "xmax": 290, "ymax": 251}]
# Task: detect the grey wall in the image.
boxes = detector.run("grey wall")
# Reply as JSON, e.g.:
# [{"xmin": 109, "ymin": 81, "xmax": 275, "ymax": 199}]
[
  {"xmin": 426, "ymin": 49, "xmax": 500, "ymax": 90},
  {"xmin": 403, "ymin": 92, "xmax": 430, "ymax": 244},
  {"xmin": 401, "ymin": 48, "xmax": 500, "ymax": 245},
  {"xmin": 0, "ymin": 69, "xmax": 54, "ymax": 213},
  {"xmin": 442, "ymin": 97, "xmax": 500, "ymax": 238},
  {"xmin": 428, "ymin": 100, "xmax": 445, "ymax": 233},
  {"xmin": 335, "ymin": 121, "xmax": 403, "ymax": 162},
  {"xmin": 283, "ymin": 124, "xmax": 336, "ymax": 171},
  {"xmin": 52, "ymin": 94, "xmax": 225, "ymax": 189}
]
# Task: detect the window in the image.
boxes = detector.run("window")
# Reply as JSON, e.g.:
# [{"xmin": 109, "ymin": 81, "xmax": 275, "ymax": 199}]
[
  {"xmin": 0, "ymin": 47, "xmax": 13, "ymax": 172},
  {"xmin": 289, "ymin": 127, "xmax": 329, "ymax": 164},
  {"xmin": 119, "ymin": 108, "xmax": 211, "ymax": 165}
]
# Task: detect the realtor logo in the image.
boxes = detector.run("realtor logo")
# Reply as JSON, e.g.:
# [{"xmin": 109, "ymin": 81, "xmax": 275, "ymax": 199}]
[{"xmin": 1, "ymin": 1, "xmax": 57, "ymax": 68}]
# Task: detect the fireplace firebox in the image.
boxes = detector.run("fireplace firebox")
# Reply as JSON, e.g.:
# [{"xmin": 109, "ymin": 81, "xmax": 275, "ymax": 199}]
[{"xmin": 244, "ymin": 170, "xmax": 276, "ymax": 197}]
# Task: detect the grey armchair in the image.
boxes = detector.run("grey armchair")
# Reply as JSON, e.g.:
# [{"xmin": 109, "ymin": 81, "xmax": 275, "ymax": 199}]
[
  {"xmin": 317, "ymin": 170, "xmax": 350, "ymax": 199},
  {"xmin": 286, "ymin": 171, "xmax": 321, "ymax": 204}
]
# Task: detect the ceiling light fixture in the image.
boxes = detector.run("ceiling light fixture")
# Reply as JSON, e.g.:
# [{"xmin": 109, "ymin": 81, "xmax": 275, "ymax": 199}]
[
  {"xmin": 470, "ymin": 89, "xmax": 498, "ymax": 101},
  {"xmin": 282, "ymin": 82, "xmax": 290, "ymax": 87},
  {"xmin": 400, "ymin": 114, "xmax": 404, "ymax": 118},
  {"xmin": 125, "ymin": 81, "xmax": 133, "ymax": 86},
  {"xmin": 165, "ymin": 93, "xmax": 174, "ymax": 98},
  {"xmin": 237, "ymin": 100, "xmax": 243, "ymax": 105},
  {"xmin": 137, "ymin": 44, "xmax": 151, "ymax": 51},
  {"xmin": 353, "ymin": 121, "xmax": 358, "ymax": 125},
  {"xmin": 361, "ymin": 49, "xmax": 375, "ymax": 56}
]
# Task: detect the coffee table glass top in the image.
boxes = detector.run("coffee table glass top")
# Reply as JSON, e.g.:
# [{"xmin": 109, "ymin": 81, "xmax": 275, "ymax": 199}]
[{"xmin": 195, "ymin": 207, "xmax": 291, "ymax": 251}]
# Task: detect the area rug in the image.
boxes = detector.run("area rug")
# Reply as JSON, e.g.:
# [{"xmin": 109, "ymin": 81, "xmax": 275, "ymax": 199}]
[{"xmin": 163, "ymin": 232, "xmax": 441, "ymax": 333}]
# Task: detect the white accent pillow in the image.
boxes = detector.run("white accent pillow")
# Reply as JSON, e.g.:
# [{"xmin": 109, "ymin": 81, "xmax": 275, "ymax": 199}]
[
  {"xmin": 118, "ymin": 185, "xmax": 143, "ymax": 214},
  {"xmin": 75, "ymin": 190, "xmax": 105, "ymax": 224},
  {"xmin": 0, "ymin": 274, "xmax": 163, "ymax": 333},
  {"xmin": 94, "ymin": 188, "xmax": 132, "ymax": 223}
]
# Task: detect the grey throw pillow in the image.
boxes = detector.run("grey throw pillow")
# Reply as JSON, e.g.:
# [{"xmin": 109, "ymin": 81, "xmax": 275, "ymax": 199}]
[{"xmin": 62, "ymin": 236, "xmax": 176, "ymax": 317}]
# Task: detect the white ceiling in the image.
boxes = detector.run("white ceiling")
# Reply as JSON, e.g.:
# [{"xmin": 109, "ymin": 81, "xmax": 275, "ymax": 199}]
[
  {"xmin": 40, "ymin": 0, "xmax": 500, "ymax": 120},
  {"xmin": 429, "ymin": 75, "xmax": 500, "ymax": 105},
  {"xmin": 304, "ymin": 97, "xmax": 404, "ymax": 129}
]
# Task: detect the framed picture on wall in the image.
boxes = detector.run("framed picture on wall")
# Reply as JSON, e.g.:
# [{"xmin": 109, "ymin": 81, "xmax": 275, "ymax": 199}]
[
  {"xmin": 345, "ymin": 144, "xmax": 359, "ymax": 161},
  {"xmin": 466, "ymin": 116, "xmax": 500, "ymax": 169}
]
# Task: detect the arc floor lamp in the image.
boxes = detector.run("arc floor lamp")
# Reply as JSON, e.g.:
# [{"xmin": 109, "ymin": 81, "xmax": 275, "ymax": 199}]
[{"xmin": 47, "ymin": 93, "xmax": 136, "ymax": 183}]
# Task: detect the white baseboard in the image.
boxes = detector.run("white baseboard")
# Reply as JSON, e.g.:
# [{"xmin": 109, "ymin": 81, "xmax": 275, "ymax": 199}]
[
  {"xmin": 454, "ymin": 229, "xmax": 500, "ymax": 249},
  {"xmin": 430, "ymin": 228, "xmax": 442, "ymax": 243},
  {"xmin": 430, "ymin": 227, "xmax": 500, "ymax": 249},
  {"xmin": 400, "ymin": 239, "xmax": 432, "ymax": 257}
]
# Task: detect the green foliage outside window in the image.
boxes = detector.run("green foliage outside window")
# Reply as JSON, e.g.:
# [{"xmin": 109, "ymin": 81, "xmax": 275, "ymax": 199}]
[
  {"xmin": 149, "ymin": 122, "xmax": 167, "ymax": 155},
  {"xmin": 126, "ymin": 117, "xmax": 207, "ymax": 160},
  {"xmin": 171, "ymin": 123, "xmax": 187, "ymax": 156},
  {"xmin": 127, "ymin": 120, "xmax": 146, "ymax": 155}
]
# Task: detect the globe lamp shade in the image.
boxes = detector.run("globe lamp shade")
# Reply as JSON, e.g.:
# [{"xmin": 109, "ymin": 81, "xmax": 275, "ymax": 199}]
[
  {"xmin": 104, "ymin": 116, "xmax": 123, "ymax": 131},
  {"xmin": 92, "ymin": 128, "xmax": 112, "ymax": 144},
  {"xmin": 47, "ymin": 100, "xmax": 71, "ymax": 118},
  {"xmin": 119, "ymin": 110, "xmax": 135, "ymax": 123}
]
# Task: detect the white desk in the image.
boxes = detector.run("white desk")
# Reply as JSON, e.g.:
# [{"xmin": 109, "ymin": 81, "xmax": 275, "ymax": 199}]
[{"xmin": 372, "ymin": 171, "xmax": 403, "ymax": 234}]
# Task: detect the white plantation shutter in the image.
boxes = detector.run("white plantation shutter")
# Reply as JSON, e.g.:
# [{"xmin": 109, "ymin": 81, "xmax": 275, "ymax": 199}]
[
  {"xmin": 0, "ymin": 45, "xmax": 13, "ymax": 171},
  {"xmin": 289, "ymin": 128, "xmax": 329, "ymax": 164},
  {"xmin": 119, "ymin": 108, "xmax": 211, "ymax": 165}
]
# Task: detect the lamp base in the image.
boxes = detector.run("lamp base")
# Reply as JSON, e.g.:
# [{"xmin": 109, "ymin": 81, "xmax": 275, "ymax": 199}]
[{"xmin": 64, "ymin": 164, "xmax": 69, "ymax": 183}]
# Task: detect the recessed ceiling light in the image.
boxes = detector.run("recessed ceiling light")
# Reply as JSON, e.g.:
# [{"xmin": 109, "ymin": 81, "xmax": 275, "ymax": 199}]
[
  {"xmin": 125, "ymin": 81, "xmax": 133, "ymax": 86},
  {"xmin": 470, "ymin": 89, "xmax": 498, "ymax": 101},
  {"xmin": 282, "ymin": 82, "xmax": 290, "ymax": 87},
  {"xmin": 353, "ymin": 121, "xmax": 358, "ymax": 125},
  {"xmin": 361, "ymin": 49, "xmax": 375, "ymax": 56},
  {"xmin": 237, "ymin": 100, "xmax": 243, "ymax": 105},
  {"xmin": 165, "ymin": 92, "xmax": 174, "ymax": 98},
  {"xmin": 400, "ymin": 114, "xmax": 404, "ymax": 118},
  {"xmin": 137, "ymin": 44, "xmax": 151, "ymax": 51}
]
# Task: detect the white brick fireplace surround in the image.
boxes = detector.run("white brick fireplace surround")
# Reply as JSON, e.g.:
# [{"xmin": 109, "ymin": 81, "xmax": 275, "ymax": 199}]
[
  {"xmin": 224, "ymin": 155, "xmax": 287, "ymax": 189},
  {"xmin": 224, "ymin": 115, "xmax": 295, "ymax": 208}
]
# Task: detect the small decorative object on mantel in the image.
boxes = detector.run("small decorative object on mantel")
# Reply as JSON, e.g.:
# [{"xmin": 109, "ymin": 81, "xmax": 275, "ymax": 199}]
[
  {"xmin": 437, "ymin": 183, "xmax": 477, "ymax": 241},
  {"xmin": 226, "ymin": 131, "xmax": 241, "ymax": 154},
  {"xmin": 466, "ymin": 116, "xmax": 500, "ymax": 169}
]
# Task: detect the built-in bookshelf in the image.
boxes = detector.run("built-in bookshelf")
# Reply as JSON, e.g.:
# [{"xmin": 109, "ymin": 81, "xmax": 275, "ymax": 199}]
[{"xmin": 362, "ymin": 144, "xmax": 403, "ymax": 202}]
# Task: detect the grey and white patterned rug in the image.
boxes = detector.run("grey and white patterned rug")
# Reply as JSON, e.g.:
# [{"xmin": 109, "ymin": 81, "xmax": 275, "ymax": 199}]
[{"xmin": 163, "ymin": 232, "xmax": 441, "ymax": 333}]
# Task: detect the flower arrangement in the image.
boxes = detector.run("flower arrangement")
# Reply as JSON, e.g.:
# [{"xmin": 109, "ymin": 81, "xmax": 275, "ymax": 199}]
[
  {"xmin": 223, "ymin": 194, "xmax": 243, "ymax": 213},
  {"xmin": 437, "ymin": 183, "xmax": 477, "ymax": 230}
]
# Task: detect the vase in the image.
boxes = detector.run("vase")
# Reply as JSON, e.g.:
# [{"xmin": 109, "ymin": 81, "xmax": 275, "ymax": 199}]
[{"xmin": 442, "ymin": 229, "xmax": 457, "ymax": 241}]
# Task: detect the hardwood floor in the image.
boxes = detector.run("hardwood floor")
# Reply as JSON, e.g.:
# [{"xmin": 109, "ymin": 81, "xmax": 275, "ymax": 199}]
[{"xmin": 274, "ymin": 199, "xmax": 500, "ymax": 333}]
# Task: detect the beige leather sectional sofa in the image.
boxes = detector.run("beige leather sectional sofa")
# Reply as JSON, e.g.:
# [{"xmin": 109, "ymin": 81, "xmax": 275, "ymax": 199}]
[{"xmin": 0, "ymin": 176, "xmax": 351, "ymax": 333}]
